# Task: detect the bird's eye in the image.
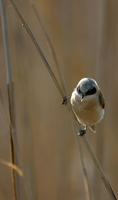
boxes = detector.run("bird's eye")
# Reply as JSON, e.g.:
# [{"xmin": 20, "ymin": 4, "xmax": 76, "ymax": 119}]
[{"xmin": 85, "ymin": 87, "xmax": 96, "ymax": 95}]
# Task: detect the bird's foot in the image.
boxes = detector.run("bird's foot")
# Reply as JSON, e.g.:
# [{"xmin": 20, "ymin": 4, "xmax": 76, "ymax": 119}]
[
  {"xmin": 77, "ymin": 126, "xmax": 87, "ymax": 136},
  {"xmin": 62, "ymin": 96, "xmax": 70, "ymax": 105}
]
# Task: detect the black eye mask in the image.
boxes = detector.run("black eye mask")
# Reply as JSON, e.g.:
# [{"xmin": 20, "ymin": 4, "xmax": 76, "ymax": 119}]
[
  {"xmin": 85, "ymin": 87, "xmax": 97, "ymax": 96},
  {"xmin": 77, "ymin": 86, "xmax": 97, "ymax": 97}
]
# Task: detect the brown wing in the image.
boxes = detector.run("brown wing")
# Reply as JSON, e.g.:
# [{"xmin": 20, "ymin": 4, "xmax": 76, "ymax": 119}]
[{"xmin": 98, "ymin": 91, "xmax": 105, "ymax": 108}]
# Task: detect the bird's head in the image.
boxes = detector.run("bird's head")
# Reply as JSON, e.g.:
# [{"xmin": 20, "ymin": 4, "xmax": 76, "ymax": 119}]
[{"xmin": 76, "ymin": 78, "xmax": 99, "ymax": 102}]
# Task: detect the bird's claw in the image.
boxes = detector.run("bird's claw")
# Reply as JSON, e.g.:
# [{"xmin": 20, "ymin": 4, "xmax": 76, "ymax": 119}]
[
  {"xmin": 77, "ymin": 127, "xmax": 86, "ymax": 136},
  {"xmin": 62, "ymin": 96, "xmax": 70, "ymax": 105}
]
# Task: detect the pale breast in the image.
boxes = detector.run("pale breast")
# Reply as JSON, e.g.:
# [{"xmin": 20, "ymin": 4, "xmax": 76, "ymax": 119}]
[{"xmin": 72, "ymin": 95, "xmax": 104, "ymax": 125}]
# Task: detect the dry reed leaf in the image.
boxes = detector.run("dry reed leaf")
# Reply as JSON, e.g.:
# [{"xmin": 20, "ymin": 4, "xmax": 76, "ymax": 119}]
[{"xmin": 0, "ymin": 158, "xmax": 23, "ymax": 176}]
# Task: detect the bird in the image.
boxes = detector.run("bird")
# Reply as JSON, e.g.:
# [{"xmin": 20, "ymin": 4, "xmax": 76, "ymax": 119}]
[{"xmin": 70, "ymin": 78, "xmax": 105, "ymax": 136}]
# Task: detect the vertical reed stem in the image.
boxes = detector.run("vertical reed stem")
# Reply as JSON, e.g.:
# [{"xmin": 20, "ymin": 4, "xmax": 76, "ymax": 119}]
[{"xmin": 0, "ymin": 1, "xmax": 17, "ymax": 199}]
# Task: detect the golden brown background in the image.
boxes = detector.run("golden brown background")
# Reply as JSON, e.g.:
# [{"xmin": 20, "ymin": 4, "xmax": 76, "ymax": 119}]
[{"xmin": 0, "ymin": 0, "xmax": 118, "ymax": 199}]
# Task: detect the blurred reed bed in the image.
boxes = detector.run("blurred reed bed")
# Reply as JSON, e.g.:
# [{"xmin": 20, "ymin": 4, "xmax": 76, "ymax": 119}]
[{"xmin": 0, "ymin": 0, "xmax": 118, "ymax": 199}]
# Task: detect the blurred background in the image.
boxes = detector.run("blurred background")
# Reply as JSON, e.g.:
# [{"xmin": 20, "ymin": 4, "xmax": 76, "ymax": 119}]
[{"xmin": 0, "ymin": 0, "xmax": 118, "ymax": 199}]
